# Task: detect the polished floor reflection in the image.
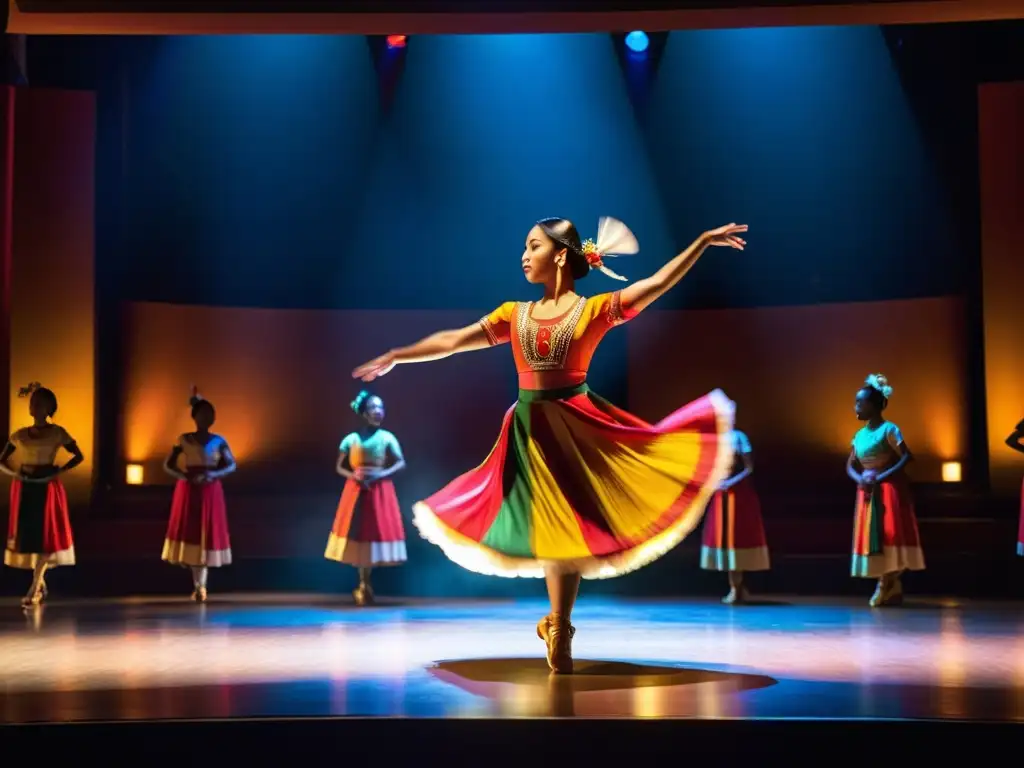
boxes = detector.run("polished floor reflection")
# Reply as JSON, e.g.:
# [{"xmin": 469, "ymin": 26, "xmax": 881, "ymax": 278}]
[{"xmin": 2, "ymin": 594, "xmax": 1023, "ymax": 722}]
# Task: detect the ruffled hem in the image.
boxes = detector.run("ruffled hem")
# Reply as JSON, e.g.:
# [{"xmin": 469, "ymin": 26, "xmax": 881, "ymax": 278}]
[{"xmin": 412, "ymin": 388, "xmax": 736, "ymax": 579}]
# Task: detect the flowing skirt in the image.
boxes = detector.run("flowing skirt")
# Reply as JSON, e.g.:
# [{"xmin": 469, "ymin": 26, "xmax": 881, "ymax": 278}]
[
  {"xmin": 161, "ymin": 470, "xmax": 232, "ymax": 567},
  {"xmin": 5, "ymin": 470, "xmax": 75, "ymax": 569},
  {"xmin": 700, "ymin": 477, "xmax": 769, "ymax": 572},
  {"xmin": 1017, "ymin": 477, "xmax": 1023, "ymax": 557},
  {"xmin": 851, "ymin": 476, "xmax": 925, "ymax": 578},
  {"xmin": 412, "ymin": 383, "xmax": 735, "ymax": 580},
  {"xmin": 325, "ymin": 478, "xmax": 407, "ymax": 567}
]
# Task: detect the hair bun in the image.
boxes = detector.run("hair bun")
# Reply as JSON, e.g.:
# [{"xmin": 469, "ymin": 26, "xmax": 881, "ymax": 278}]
[
  {"xmin": 351, "ymin": 389, "xmax": 371, "ymax": 415},
  {"xmin": 864, "ymin": 373, "xmax": 893, "ymax": 399},
  {"xmin": 17, "ymin": 382, "xmax": 41, "ymax": 398},
  {"xmin": 189, "ymin": 384, "xmax": 204, "ymax": 407}
]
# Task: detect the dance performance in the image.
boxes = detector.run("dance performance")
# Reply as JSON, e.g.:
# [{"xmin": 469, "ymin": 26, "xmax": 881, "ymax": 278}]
[
  {"xmin": 161, "ymin": 387, "xmax": 237, "ymax": 602},
  {"xmin": 700, "ymin": 427, "xmax": 769, "ymax": 604},
  {"xmin": 0, "ymin": 383, "xmax": 84, "ymax": 607},
  {"xmin": 326, "ymin": 390, "xmax": 408, "ymax": 606},
  {"xmin": 1004, "ymin": 418, "xmax": 1024, "ymax": 556},
  {"xmin": 353, "ymin": 216, "xmax": 746, "ymax": 673},
  {"xmin": 845, "ymin": 374, "xmax": 925, "ymax": 606}
]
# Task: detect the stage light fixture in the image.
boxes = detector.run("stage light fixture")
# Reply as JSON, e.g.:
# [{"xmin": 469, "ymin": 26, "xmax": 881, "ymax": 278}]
[
  {"xmin": 625, "ymin": 31, "xmax": 649, "ymax": 54},
  {"xmin": 126, "ymin": 463, "xmax": 144, "ymax": 486},
  {"xmin": 386, "ymin": 35, "xmax": 407, "ymax": 50},
  {"xmin": 941, "ymin": 461, "xmax": 961, "ymax": 483}
]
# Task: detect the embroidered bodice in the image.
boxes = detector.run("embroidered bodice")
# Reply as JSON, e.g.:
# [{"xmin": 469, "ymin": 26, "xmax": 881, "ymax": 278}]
[
  {"xmin": 10, "ymin": 424, "xmax": 74, "ymax": 466},
  {"xmin": 176, "ymin": 433, "xmax": 226, "ymax": 468},
  {"xmin": 340, "ymin": 429, "xmax": 403, "ymax": 469},
  {"xmin": 852, "ymin": 421, "xmax": 905, "ymax": 471},
  {"xmin": 479, "ymin": 290, "xmax": 639, "ymax": 390}
]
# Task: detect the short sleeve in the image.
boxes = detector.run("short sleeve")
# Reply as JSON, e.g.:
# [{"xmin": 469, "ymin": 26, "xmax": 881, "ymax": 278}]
[
  {"xmin": 386, "ymin": 432, "xmax": 405, "ymax": 461},
  {"xmin": 734, "ymin": 431, "xmax": 752, "ymax": 454},
  {"xmin": 602, "ymin": 291, "xmax": 641, "ymax": 327},
  {"xmin": 479, "ymin": 302, "xmax": 516, "ymax": 346},
  {"xmin": 885, "ymin": 423, "xmax": 905, "ymax": 454},
  {"xmin": 339, "ymin": 433, "xmax": 356, "ymax": 453}
]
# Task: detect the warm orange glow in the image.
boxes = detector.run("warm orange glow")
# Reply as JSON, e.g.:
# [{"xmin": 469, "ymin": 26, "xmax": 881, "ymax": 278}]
[
  {"xmin": 628, "ymin": 297, "xmax": 968, "ymax": 483},
  {"xmin": 126, "ymin": 464, "xmax": 144, "ymax": 486},
  {"xmin": 941, "ymin": 461, "xmax": 962, "ymax": 483},
  {"xmin": 120, "ymin": 302, "xmax": 509, "ymax": 487},
  {"xmin": 7, "ymin": 90, "xmax": 96, "ymax": 504},
  {"xmin": 979, "ymin": 83, "xmax": 1024, "ymax": 494},
  {"xmin": 122, "ymin": 298, "xmax": 968, "ymax": 488}
]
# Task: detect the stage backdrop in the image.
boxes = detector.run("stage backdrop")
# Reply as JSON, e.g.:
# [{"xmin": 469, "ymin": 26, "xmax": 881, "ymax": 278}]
[
  {"xmin": 1, "ymin": 87, "xmax": 96, "ymax": 505},
  {"xmin": 120, "ymin": 294, "xmax": 967, "ymax": 503},
  {"xmin": 979, "ymin": 81, "xmax": 1024, "ymax": 495}
]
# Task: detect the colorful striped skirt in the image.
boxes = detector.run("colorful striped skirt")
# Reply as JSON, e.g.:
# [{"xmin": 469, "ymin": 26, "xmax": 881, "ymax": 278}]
[
  {"xmin": 412, "ymin": 383, "xmax": 735, "ymax": 580},
  {"xmin": 325, "ymin": 477, "xmax": 407, "ymax": 567},
  {"xmin": 700, "ymin": 477, "xmax": 769, "ymax": 572},
  {"xmin": 5, "ymin": 468, "xmax": 75, "ymax": 569},
  {"xmin": 851, "ymin": 476, "xmax": 925, "ymax": 578},
  {"xmin": 162, "ymin": 470, "xmax": 232, "ymax": 568}
]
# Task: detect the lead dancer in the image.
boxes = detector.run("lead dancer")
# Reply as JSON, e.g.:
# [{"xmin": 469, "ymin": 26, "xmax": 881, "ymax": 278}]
[{"xmin": 353, "ymin": 217, "xmax": 746, "ymax": 673}]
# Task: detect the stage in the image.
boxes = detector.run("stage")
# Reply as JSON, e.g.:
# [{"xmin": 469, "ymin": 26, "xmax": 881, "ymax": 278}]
[{"xmin": 1, "ymin": 594, "xmax": 1021, "ymax": 756}]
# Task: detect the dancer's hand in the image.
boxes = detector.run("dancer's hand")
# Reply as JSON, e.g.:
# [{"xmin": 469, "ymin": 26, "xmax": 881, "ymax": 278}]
[
  {"xmin": 191, "ymin": 472, "xmax": 209, "ymax": 485},
  {"xmin": 354, "ymin": 467, "xmax": 383, "ymax": 486},
  {"xmin": 352, "ymin": 352, "xmax": 397, "ymax": 382},
  {"xmin": 702, "ymin": 223, "xmax": 748, "ymax": 250}
]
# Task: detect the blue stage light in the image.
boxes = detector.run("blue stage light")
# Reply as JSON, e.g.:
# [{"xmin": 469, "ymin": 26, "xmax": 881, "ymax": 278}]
[{"xmin": 625, "ymin": 31, "xmax": 649, "ymax": 54}]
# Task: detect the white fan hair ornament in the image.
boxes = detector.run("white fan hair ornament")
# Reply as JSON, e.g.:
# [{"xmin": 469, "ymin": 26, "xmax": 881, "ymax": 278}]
[{"xmin": 580, "ymin": 216, "xmax": 639, "ymax": 282}]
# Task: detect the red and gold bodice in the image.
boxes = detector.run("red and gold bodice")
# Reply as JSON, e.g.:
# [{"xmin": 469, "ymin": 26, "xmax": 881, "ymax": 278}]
[{"xmin": 479, "ymin": 291, "xmax": 639, "ymax": 390}]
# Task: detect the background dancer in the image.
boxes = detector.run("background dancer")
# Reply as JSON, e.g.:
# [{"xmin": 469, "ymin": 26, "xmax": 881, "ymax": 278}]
[
  {"xmin": 0, "ymin": 383, "xmax": 83, "ymax": 607},
  {"xmin": 846, "ymin": 373, "xmax": 924, "ymax": 606},
  {"xmin": 161, "ymin": 386, "xmax": 237, "ymax": 602},
  {"xmin": 700, "ymin": 426, "xmax": 769, "ymax": 603},
  {"xmin": 326, "ymin": 391, "xmax": 408, "ymax": 606}
]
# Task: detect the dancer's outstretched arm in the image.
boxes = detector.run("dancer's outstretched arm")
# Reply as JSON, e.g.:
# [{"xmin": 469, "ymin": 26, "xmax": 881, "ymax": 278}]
[
  {"xmin": 352, "ymin": 322, "xmax": 493, "ymax": 383},
  {"xmin": 621, "ymin": 223, "xmax": 747, "ymax": 314}
]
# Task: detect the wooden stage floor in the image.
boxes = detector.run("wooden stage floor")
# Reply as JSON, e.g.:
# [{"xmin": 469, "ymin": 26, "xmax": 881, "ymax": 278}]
[{"xmin": 2, "ymin": 594, "xmax": 1022, "ymax": 757}]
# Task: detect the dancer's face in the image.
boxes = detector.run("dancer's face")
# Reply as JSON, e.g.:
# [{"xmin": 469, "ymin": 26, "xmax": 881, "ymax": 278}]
[
  {"xmin": 363, "ymin": 396, "xmax": 385, "ymax": 426},
  {"xmin": 28, "ymin": 392, "xmax": 50, "ymax": 421},
  {"xmin": 854, "ymin": 388, "xmax": 878, "ymax": 421},
  {"xmin": 193, "ymin": 402, "xmax": 215, "ymax": 431},
  {"xmin": 522, "ymin": 226, "xmax": 567, "ymax": 285}
]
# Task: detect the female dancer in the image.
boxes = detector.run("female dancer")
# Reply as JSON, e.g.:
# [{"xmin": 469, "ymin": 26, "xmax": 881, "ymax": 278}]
[
  {"xmin": 0, "ymin": 383, "xmax": 83, "ymax": 607},
  {"xmin": 846, "ymin": 373, "xmax": 925, "ymax": 606},
  {"xmin": 1004, "ymin": 418, "xmax": 1024, "ymax": 556},
  {"xmin": 326, "ymin": 390, "xmax": 408, "ymax": 606},
  {"xmin": 700, "ymin": 427, "xmax": 769, "ymax": 604},
  {"xmin": 161, "ymin": 386, "xmax": 236, "ymax": 602},
  {"xmin": 353, "ymin": 216, "xmax": 746, "ymax": 673}
]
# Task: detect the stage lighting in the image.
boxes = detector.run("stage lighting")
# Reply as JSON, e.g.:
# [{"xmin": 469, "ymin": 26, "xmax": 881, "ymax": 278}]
[
  {"xmin": 126, "ymin": 463, "xmax": 144, "ymax": 486},
  {"xmin": 386, "ymin": 35, "xmax": 407, "ymax": 50},
  {"xmin": 625, "ymin": 31, "xmax": 649, "ymax": 54},
  {"xmin": 941, "ymin": 461, "xmax": 962, "ymax": 483}
]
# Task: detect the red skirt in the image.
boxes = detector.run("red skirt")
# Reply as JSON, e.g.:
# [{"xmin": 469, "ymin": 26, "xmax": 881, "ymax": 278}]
[
  {"xmin": 325, "ymin": 478, "xmax": 407, "ymax": 567},
  {"xmin": 700, "ymin": 476, "xmax": 769, "ymax": 572},
  {"xmin": 851, "ymin": 476, "xmax": 925, "ymax": 578},
  {"xmin": 1017, "ymin": 477, "xmax": 1023, "ymax": 557},
  {"xmin": 5, "ymin": 471, "xmax": 75, "ymax": 569},
  {"xmin": 161, "ymin": 471, "xmax": 232, "ymax": 567}
]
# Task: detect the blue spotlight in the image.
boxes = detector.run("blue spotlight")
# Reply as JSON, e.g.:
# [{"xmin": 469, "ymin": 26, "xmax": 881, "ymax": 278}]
[{"xmin": 625, "ymin": 31, "xmax": 649, "ymax": 54}]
